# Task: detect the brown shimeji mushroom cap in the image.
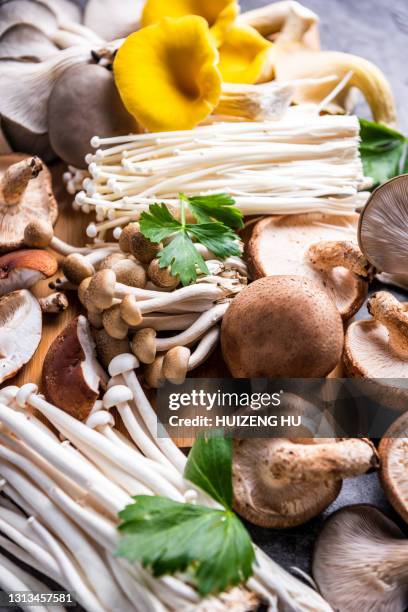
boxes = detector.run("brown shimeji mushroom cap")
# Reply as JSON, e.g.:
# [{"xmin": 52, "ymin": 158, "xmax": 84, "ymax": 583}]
[
  {"xmin": 0, "ymin": 154, "xmax": 57, "ymax": 253},
  {"xmin": 247, "ymin": 213, "xmax": 370, "ymax": 319},
  {"xmin": 313, "ymin": 505, "xmax": 408, "ymax": 611},
  {"xmin": 379, "ymin": 411, "xmax": 408, "ymax": 524}
]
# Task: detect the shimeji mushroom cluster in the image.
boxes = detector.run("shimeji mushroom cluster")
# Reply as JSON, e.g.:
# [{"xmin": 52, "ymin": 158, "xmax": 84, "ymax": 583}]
[
  {"xmin": 0, "ymin": 355, "xmax": 332, "ymax": 612},
  {"xmin": 24, "ymin": 217, "xmax": 248, "ymax": 386},
  {"xmin": 66, "ymin": 108, "xmax": 370, "ymax": 243}
]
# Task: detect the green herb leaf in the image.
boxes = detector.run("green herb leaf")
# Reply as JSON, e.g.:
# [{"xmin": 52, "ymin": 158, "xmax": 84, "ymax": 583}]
[
  {"xmin": 139, "ymin": 195, "xmax": 242, "ymax": 285},
  {"xmin": 117, "ymin": 496, "xmax": 255, "ymax": 596},
  {"xmin": 184, "ymin": 434, "xmax": 233, "ymax": 508},
  {"xmin": 157, "ymin": 232, "xmax": 209, "ymax": 286},
  {"xmin": 187, "ymin": 194, "xmax": 244, "ymax": 229},
  {"xmin": 359, "ymin": 119, "xmax": 408, "ymax": 186}
]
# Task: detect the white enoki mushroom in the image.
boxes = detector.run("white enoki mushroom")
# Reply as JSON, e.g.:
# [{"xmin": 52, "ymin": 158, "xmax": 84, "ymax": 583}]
[{"xmin": 71, "ymin": 110, "xmax": 369, "ymax": 241}]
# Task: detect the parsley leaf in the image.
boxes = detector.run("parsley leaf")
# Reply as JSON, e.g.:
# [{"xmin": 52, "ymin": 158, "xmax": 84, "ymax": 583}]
[
  {"xmin": 139, "ymin": 194, "xmax": 242, "ymax": 285},
  {"xmin": 184, "ymin": 434, "xmax": 233, "ymax": 508},
  {"xmin": 117, "ymin": 496, "xmax": 254, "ymax": 596},
  {"xmin": 188, "ymin": 194, "xmax": 244, "ymax": 229},
  {"xmin": 359, "ymin": 119, "xmax": 408, "ymax": 186},
  {"xmin": 157, "ymin": 232, "xmax": 209, "ymax": 286}
]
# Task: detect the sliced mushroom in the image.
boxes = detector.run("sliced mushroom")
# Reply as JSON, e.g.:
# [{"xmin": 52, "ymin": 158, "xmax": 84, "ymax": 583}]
[
  {"xmin": 221, "ymin": 276, "xmax": 344, "ymax": 378},
  {"xmin": 312, "ymin": 505, "xmax": 408, "ymax": 611},
  {"xmin": 48, "ymin": 63, "xmax": 139, "ymax": 168},
  {"xmin": 379, "ymin": 411, "xmax": 408, "ymax": 524},
  {"xmin": 0, "ymin": 154, "xmax": 58, "ymax": 252},
  {"xmin": 0, "ymin": 24, "xmax": 59, "ymax": 61},
  {"xmin": 1, "ymin": 118, "xmax": 56, "ymax": 163},
  {"xmin": 0, "ymin": 289, "xmax": 42, "ymax": 383},
  {"xmin": 247, "ymin": 213, "xmax": 370, "ymax": 319},
  {"xmin": 0, "ymin": 249, "xmax": 57, "ymax": 295},
  {"xmin": 344, "ymin": 291, "xmax": 408, "ymax": 409},
  {"xmin": 84, "ymin": 0, "xmax": 142, "ymax": 41},
  {"xmin": 42, "ymin": 315, "xmax": 106, "ymax": 420},
  {"xmin": 358, "ymin": 174, "xmax": 408, "ymax": 275},
  {"xmin": 233, "ymin": 439, "xmax": 377, "ymax": 528},
  {"xmin": 0, "ymin": 0, "xmax": 58, "ymax": 37}
]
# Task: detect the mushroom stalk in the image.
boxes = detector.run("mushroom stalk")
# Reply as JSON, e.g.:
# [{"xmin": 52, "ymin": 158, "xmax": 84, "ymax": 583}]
[
  {"xmin": 0, "ymin": 156, "xmax": 42, "ymax": 206},
  {"xmin": 308, "ymin": 240, "xmax": 374, "ymax": 278},
  {"xmin": 367, "ymin": 291, "xmax": 408, "ymax": 358}
]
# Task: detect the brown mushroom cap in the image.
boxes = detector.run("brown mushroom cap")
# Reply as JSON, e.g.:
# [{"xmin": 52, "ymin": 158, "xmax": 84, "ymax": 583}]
[
  {"xmin": 42, "ymin": 315, "xmax": 104, "ymax": 421},
  {"xmin": 358, "ymin": 174, "xmax": 408, "ymax": 275},
  {"xmin": 92, "ymin": 328, "xmax": 130, "ymax": 370},
  {"xmin": 233, "ymin": 439, "xmax": 342, "ymax": 528},
  {"xmin": 221, "ymin": 276, "xmax": 344, "ymax": 378},
  {"xmin": 0, "ymin": 289, "xmax": 41, "ymax": 383},
  {"xmin": 0, "ymin": 154, "xmax": 57, "ymax": 252},
  {"xmin": 247, "ymin": 213, "xmax": 367, "ymax": 319},
  {"xmin": 312, "ymin": 505, "xmax": 408, "ymax": 611},
  {"xmin": 0, "ymin": 249, "xmax": 58, "ymax": 296},
  {"xmin": 379, "ymin": 412, "xmax": 408, "ymax": 524},
  {"xmin": 48, "ymin": 64, "xmax": 138, "ymax": 169}
]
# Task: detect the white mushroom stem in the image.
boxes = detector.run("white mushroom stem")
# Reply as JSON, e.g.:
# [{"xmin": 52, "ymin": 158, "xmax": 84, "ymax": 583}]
[
  {"xmin": 0, "ymin": 554, "xmax": 49, "ymax": 612},
  {"xmin": 308, "ymin": 240, "xmax": 373, "ymax": 278},
  {"xmin": 134, "ymin": 313, "xmax": 200, "ymax": 332},
  {"xmin": 367, "ymin": 291, "xmax": 408, "ymax": 358},
  {"xmin": 188, "ymin": 326, "xmax": 220, "ymax": 370},
  {"xmin": 155, "ymin": 303, "xmax": 229, "ymax": 352}
]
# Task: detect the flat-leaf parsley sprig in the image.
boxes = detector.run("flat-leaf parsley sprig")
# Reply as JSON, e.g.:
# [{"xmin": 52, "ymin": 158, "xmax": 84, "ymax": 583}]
[{"xmin": 139, "ymin": 193, "xmax": 244, "ymax": 286}]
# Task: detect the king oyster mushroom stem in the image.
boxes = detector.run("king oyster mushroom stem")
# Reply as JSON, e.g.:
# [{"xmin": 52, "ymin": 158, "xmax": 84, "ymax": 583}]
[
  {"xmin": 233, "ymin": 439, "xmax": 378, "ymax": 528},
  {"xmin": 0, "ymin": 249, "xmax": 58, "ymax": 296},
  {"xmin": 0, "ymin": 154, "xmax": 57, "ymax": 253},
  {"xmin": 312, "ymin": 505, "xmax": 408, "ymax": 611},
  {"xmin": 215, "ymin": 82, "xmax": 294, "ymax": 121},
  {"xmin": 379, "ymin": 410, "xmax": 408, "ymax": 524}
]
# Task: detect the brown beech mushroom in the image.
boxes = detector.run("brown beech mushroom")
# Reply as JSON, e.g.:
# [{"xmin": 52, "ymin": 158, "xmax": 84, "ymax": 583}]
[
  {"xmin": 86, "ymin": 269, "xmax": 116, "ymax": 311},
  {"xmin": 379, "ymin": 411, "xmax": 408, "ymax": 524},
  {"xmin": 131, "ymin": 328, "xmax": 156, "ymax": 364},
  {"xmin": 42, "ymin": 315, "xmax": 106, "ymax": 421},
  {"xmin": 221, "ymin": 276, "xmax": 344, "ymax": 378},
  {"xmin": 344, "ymin": 291, "xmax": 408, "ymax": 409},
  {"xmin": 0, "ymin": 249, "xmax": 58, "ymax": 296},
  {"xmin": 92, "ymin": 328, "xmax": 131, "ymax": 370},
  {"xmin": 0, "ymin": 154, "xmax": 57, "ymax": 252},
  {"xmin": 48, "ymin": 64, "xmax": 138, "ymax": 169},
  {"xmin": 312, "ymin": 505, "xmax": 408, "ymax": 611},
  {"xmin": 247, "ymin": 213, "xmax": 370, "ymax": 319},
  {"xmin": 233, "ymin": 438, "xmax": 377, "ymax": 528},
  {"xmin": 119, "ymin": 222, "xmax": 161, "ymax": 263},
  {"xmin": 0, "ymin": 289, "xmax": 42, "ymax": 383},
  {"xmin": 147, "ymin": 258, "xmax": 179, "ymax": 290}
]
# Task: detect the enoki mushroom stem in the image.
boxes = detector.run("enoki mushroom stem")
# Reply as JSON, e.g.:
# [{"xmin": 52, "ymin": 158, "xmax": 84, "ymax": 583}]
[
  {"xmin": 308, "ymin": 240, "xmax": 374, "ymax": 278},
  {"xmin": 368, "ymin": 291, "xmax": 408, "ymax": 359},
  {"xmin": 1, "ymin": 157, "xmax": 42, "ymax": 207}
]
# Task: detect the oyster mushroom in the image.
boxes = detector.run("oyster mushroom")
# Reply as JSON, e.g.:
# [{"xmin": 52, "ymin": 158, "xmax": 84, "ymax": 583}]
[
  {"xmin": 233, "ymin": 439, "xmax": 378, "ymax": 528},
  {"xmin": 42, "ymin": 315, "xmax": 106, "ymax": 421},
  {"xmin": 0, "ymin": 24, "xmax": 58, "ymax": 61},
  {"xmin": 358, "ymin": 175, "xmax": 408, "ymax": 284},
  {"xmin": 1, "ymin": 118, "xmax": 56, "ymax": 163},
  {"xmin": 0, "ymin": 0, "xmax": 58, "ymax": 38},
  {"xmin": 84, "ymin": 0, "xmax": 142, "ymax": 41},
  {"xmin": 247, "ymin": 213, "xmax": 370, "ymax": 319},
  {"xmin": 0, "ymin": 154, "xmax": 58, "ymax": 253},
  {"xmin": 221, "ymin": 276, "xmax": 344, "ymax": 378},
  {"xmin": 312, "ymin": 505, "xmax": 408, "ymax": 611},
  {"xmin": 379, "ymin": 411, "xmax": 408, "ymax": 524},
  {"xmin": 0, "ymin": 249, "xmax": 57, "ymax": 296},
  {"xmin": 0, "ymin": 289, "xmax": 42, "ymax": 383},
  {"xmin": 48, "ymin": 63, "xmax": 139, "ymax": 169},
  {"xmin": 344, "ymin": 291, "xmax": 408, "ymax": 409}
]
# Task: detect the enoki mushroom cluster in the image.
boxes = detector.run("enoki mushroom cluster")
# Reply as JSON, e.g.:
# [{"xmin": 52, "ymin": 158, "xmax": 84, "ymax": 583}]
[
  {"xmin": 70, "ymin": 108, "xmax": 370, "ymax": 243},
  {"xmin": 0, "ymin": 358, "xmax": 332, "ymax": 612}
]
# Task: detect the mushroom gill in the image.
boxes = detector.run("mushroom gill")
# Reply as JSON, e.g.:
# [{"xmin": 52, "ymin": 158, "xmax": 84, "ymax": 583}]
[{"xmin": 313, "ymin": 505, "xmax": 408, "ymax": 612}]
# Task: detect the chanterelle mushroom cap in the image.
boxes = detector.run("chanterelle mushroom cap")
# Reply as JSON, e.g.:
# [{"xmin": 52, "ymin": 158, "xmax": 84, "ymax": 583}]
[
  {"xmin": 42, "ymin": 315, "xmax": 106, "ymax": 421},
  {"xmin": 48, "ymin": 64, "xmax": 139, "ymax": 169},
  {"xmin": 0, "ymin": 249, "xmax": 57, "ymax": 296},
  {"xmin": 358, "ymin": 174, "xmax": 408, "ymax": 275},
  {"xmin": 0, "ymin": 154, "xmax": 57, "ymax": 252},
  {"xmin": 312, "ymin": 505, "xmax": 408, "ymax": 611},
  {"xmin": 233, "ymin": 439, "xmax": 377, "ymax": 529},
  {"xmin": 344, "ymin": 292, "xmax": 408, "ymax": 409},
  {"xmin": 0, "ymin": 289, "xmax": 41, "ymax": 383},
  {"xmin": 247, "ymin": 213, "xmax": 369, "ymax": 319},
  {"xmin": 221, "ymin": 275, "xmax": 344, "ymax": 378},
  {"xmin": 379, "ymin": 411, "xmax": 408, "ymax": 524}
]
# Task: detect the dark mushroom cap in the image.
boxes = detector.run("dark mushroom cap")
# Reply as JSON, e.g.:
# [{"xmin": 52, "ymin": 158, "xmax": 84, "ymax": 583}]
[{"xmin": 379, "ymin": 411, "xmax": 408, "ymax": 524}]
